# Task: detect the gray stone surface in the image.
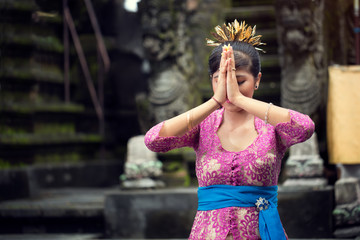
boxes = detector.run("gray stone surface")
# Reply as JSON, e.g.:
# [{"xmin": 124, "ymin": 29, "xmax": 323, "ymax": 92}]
[
  {"xmin": 31, "ymin": 160, "xmax": 123, "ymax": 189},
  {"xmin": 334, "ymin": 178, "xmax": 360, "ymax": 205},
  {"xmin": 0, "ymin": 161, "xmax": 123, "ymax": 202},
  {"xmin": 0, "ymin": 234, "xmax": 99, "ymax": 240},
  {"xmin": 121, "ymin": 135, "xmax": 164, "ymax": 189},
  {"xmin": 0, "ymin": 169, "xmax": 35, "ymax": 201},
  {"xmin": 333, "ymin": 177, "xmax": 360, "ymax": 238},
  {"xmin": 283, "ymin": 133, "xmax": 327, "ymax": 189},
  {"xmin": 334, "ymin": 225, "xmax": 360, "ymax": 238},
  {"xmin": 104, "ymin": 186, "xmax": 334, "ymax": 239},
  {"xmin": 0, "ymin": 188, "xmax": 115, "ymax": 234},
  {"xmin": 0, "ymin": 237, "xmax": 352, "ymax": 240},
  {"xmin": 0, "ymin": 188, "xmax": 110, "ymax": 218},
  {"xmin": 104, "ymin": 188, "xmax": 198, "ymax": 239},
  {"xmin": 337, "ymin": 164, "xmax": 360, "ymax": 179},
  {"xmin": 278, "ymin": 186, "xmax": 334, "ymax": 238}
]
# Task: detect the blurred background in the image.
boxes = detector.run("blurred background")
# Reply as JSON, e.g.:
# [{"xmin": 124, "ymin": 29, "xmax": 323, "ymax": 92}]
[{"xmin": 0, "ymin": 0, "xmax": 359, "ymax": 239}]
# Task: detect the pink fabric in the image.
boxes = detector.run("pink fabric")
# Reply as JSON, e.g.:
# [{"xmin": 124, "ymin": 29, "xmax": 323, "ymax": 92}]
[{"xmin": 145, "ymin": 109, "xmax": 315, "ymax": 240}]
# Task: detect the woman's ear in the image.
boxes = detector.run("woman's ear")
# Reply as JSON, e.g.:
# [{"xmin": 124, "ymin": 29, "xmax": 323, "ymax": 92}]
[{"xmin": 255, "ymin": 72, "xmax": 262, "ymax": 89}]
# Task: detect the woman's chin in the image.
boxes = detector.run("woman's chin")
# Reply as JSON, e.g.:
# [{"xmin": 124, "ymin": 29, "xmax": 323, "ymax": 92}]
[{"xmin": 223, "ymin": 102, "xmax": 242, "ymax": 112}]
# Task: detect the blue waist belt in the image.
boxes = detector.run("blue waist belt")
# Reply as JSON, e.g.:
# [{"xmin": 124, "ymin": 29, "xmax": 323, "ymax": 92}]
[{"xmin": 198, "ymin": 185, "xmax": 286, "ymax": 240}]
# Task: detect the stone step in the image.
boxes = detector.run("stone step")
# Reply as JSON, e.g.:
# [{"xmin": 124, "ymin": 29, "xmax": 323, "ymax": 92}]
[
  {"xmin": 1, "ymin": 58, "xmax": 63, "ymax": 84},
  {"xmin": 1, "ymin": 27, "xmax": 64, "ymax": 53},
  {"xmin": 0, "ymin": 161, "xmax": 123, "ymax": 201},
  {"xmin": 0, "ymin": 133, "xmax": 102, "ymax": 165},
  {"xmin": 0, "ymin": 236, "xmax": 352, "ymax": 240},
  {"xmin": 0, "ymin": 235, "xmax": 100, "ymax": 240},
  {"xmin": 0, "ymin": 188, "xmax": 112, "ymax": 234},
  {"xmin": 0, "ymin": 102, "xmax": 85, "ymax": 114},
  {"xmin": 224, "ymin": 5, "xmax": 275, "ymax": 19},
  {"xmin": 0, "ymin": 0, "xmax": 37, "ymax": 13},
  {"xmin": 0, "ymin": 133, "xmax": 102, "ymax": 145},
  {"xmin": 1, "ymin": 105, "xmax": 86, "ymax": 135}
]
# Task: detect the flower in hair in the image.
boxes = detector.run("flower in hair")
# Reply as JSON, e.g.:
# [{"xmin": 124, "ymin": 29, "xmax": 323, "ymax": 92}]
[{"xmin": 206, "ymin": 19, "xmax": 266, "ymax": 52}]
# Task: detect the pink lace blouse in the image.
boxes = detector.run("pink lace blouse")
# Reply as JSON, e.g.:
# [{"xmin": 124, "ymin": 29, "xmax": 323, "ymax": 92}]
[{"xmin": 144, "ymin": 108, "xmax": 315, "ymax": 239}]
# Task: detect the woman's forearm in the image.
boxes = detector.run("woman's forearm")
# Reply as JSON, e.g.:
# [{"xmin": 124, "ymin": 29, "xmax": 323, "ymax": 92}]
[
  {"xmin": 159, "ymin": 98, "xmax": 220, "ymax": 137},
  {"xmin": 234, "ymin": 96, "xmax": 291, "ymax": 126}
]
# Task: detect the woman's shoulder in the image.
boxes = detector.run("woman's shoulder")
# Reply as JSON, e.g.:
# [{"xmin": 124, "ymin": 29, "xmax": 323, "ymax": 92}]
[
  {"xmin": 204, "ymin": 108, "xmax": 223, "ymax": 124},
  {"xmin": 254, "ymin": 116, "xmax": 275, "ymax": 134},
  {"xmin": 199, "ymin": 108, "xmax": 223, "ymax": 131}
]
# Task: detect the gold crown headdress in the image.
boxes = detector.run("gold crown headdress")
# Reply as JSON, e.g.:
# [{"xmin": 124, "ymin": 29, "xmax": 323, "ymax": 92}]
[{"xmin": 206, "ymin": 19, "xmax": 266, "ymax": 53}]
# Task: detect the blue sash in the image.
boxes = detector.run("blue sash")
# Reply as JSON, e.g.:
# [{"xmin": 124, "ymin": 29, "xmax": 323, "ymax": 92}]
[{"xmin": 197, "ymin": 185, "xmax": 286, "ymax": 240}]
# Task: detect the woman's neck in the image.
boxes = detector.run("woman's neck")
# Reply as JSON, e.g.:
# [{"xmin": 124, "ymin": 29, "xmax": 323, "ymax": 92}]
[{"xmin": 223, "ymin": 108, "xmax": 254, "ymax": 129}]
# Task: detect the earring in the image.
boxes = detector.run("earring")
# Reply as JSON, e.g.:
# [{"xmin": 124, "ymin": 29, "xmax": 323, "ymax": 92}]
[{"xmin": 255, "ymin": 85, "xmax": 258, "ymax": 89}]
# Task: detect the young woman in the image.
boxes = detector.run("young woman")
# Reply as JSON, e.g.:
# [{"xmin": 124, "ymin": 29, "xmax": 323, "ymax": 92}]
[{"xmin": 144, "ymin": 20, "xmax": 315, "ymax": 240}]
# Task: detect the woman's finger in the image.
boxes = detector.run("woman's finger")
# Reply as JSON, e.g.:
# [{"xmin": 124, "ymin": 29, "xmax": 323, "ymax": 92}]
[
  {"xmin": 226, "ymin": 57, "xmax": 238, "ymax": 101},
  {"xmin": 219, "ymin": 47, "xmax": 228, "ymax": 80},
  {"xmin": 230, "ymin": 48, "xmax": 237, "ymax": 81}
]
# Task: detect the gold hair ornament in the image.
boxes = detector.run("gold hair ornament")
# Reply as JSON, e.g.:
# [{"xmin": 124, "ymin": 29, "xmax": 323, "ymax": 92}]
[{"xmin": 206, "ymin": 19, "xmax": 266, "ymax": 53}]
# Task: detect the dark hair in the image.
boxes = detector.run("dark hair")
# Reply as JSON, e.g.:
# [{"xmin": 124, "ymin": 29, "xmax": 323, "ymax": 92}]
[{"xmin": 208, "ymin": 41, "xmax": 261, "ymax": 78}]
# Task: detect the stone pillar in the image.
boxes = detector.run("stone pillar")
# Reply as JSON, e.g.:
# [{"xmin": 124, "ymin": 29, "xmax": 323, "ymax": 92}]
[{"xmin": 275, "ymin": 0, "xmax": 327, "ymax": 188}]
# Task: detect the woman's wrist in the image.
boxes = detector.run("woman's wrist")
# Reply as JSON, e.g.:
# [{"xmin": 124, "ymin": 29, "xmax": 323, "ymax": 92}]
[
  {"xmin": 233, "ymin": 95, "xmax": 247, "ymax": 107},
  {"xmin": 211, "ymin": 96, "xmax": 222, "ymax": 108}
]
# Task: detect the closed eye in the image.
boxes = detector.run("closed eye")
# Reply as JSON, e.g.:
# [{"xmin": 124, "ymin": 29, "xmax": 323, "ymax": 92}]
[{"xmin": 237, "ymin": 80, "xmax": 245, "ymax": 85}]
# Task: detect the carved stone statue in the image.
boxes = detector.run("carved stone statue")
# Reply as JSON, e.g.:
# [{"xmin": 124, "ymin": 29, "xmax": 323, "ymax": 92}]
[
  {"xmin": 136, "ymin": 0, "xmax": 195, "ymax": 132},
  {"xmin": 276, "ymin": 0, "xmax": 326, "ymax": 115},
  {"xmin": 275, "ymin": 0, "xmax": 327, "ymax": 188},
  {"xmin": 121, "ymin": 135, "xmax": 164, "ymax": 188}
]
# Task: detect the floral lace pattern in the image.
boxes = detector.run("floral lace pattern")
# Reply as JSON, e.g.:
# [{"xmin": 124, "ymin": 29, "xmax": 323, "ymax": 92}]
[{"xmin": 145, "ymin": 108, "xmax": 315, "ymax": 239}]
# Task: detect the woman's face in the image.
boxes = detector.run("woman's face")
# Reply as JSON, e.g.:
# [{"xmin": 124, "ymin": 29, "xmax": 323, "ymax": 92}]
[{"xmin": 212, "ymin": 68, "xmax": 261, "ymax": 111}]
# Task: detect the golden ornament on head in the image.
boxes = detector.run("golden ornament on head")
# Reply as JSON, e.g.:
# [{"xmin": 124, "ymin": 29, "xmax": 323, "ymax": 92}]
[{"xmin": 206, "ymin": 19, "xmax": 266, "ymax": 53}]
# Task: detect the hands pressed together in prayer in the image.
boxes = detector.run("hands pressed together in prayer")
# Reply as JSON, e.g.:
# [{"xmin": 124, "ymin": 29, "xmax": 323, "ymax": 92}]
[{"xmin": 213, "ymin": 45, "xmax": 246, "ymax": 106}]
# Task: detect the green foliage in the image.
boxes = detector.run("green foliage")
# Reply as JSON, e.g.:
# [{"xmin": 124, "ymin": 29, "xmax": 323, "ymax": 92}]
[
  {"xmin": 0, "ymin": 102, "xmax": 84, "ymax": 113},
  {"xmin": 35, "ymin": 152, "xmax": 81, "ymax": 164},
  {"xmin": 34, "ymin": 123, "xmax": 75, "ymax": 134},
  {"xmin": 0, "ymin": 127, "xmax": 27, "ymax": 135},
  {"xmin": 0, "ymin": 23, "xmax": 63, "ymax": 52},
  {"xmin": 0, "ymin": 133, "xmax": 102, "ymax": 145},
  {"xmin": 164, "ymin": 161, "xmax": 183, "ymax": 172},
  {"xmin": 0, "ymin": 159, "xmax": 26, "ymax": 169},
  {"xmin": 0, "ymin": 0, "xmax": 38, "ymax": 11},
  {"xmin": 0, "ymin": 58, "xmax": 63, "ymax": 83}
]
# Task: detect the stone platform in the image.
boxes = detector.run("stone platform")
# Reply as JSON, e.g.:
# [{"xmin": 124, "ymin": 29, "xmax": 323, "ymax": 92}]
[
  {"xmin": 0, "ymin": 188, "xmax": 114, "ymax": 234},
  {"xmin": 0, "ymin": 186, "xmax": 335, "ymax": 239},
  {"xmin": 105, "ymin": 187, "xmax": 335, "ymax": 239}
]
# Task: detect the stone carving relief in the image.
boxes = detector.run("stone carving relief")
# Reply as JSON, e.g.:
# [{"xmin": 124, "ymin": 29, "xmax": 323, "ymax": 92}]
[
  {"xmin": 276, "ymin": 0, "xmax": 325, "ymax": 115},
  {"xmin": 136, "ymin": 0, "xmax": 195, "ymax": 132}
]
